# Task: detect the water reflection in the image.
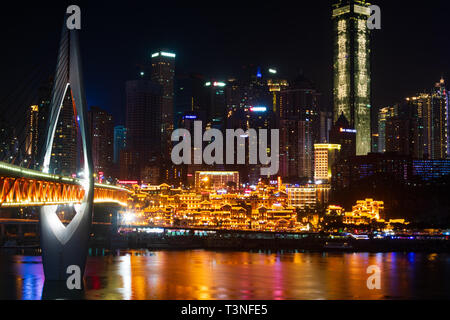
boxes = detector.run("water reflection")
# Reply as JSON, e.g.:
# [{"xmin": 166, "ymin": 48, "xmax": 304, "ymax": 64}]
[{"xmin": 0, "ymin": 250, "xmax": 449, "ymax": 300}]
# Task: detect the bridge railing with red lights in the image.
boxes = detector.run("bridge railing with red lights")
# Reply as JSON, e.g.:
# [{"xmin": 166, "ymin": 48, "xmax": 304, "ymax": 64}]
[{"xmin": 0, "ymin": 162, "xmax": 130, "ymax": 207}]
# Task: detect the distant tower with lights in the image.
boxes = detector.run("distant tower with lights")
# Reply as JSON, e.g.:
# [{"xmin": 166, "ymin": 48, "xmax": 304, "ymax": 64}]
[
  {"xmin": 332, "ymin": 0, "xmax": 372, "ymax": 155},
  {"xmin": 151, "ymin": 51, "xmax": 176, "ymax": 161}
]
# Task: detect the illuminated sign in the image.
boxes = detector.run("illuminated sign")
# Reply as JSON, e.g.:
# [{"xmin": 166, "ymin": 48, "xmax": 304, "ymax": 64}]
[
  {"xmin": 118, "ymin": 180, "xmax": 138, "ymax": 185},
  {"xmin": 340, "ymin": 128, "xmax": 357, "ymax": 133},
  {"xmin": 354, "ymin": 5, "xmax": 371, "ymax": 16},
  {"xmin": 250, "ymin": 106, "xmax": 267, "ymax": 112},
  {"xmin": 213, "ymin": 81, "xmax": 226, "ymax": 87},
  {"xmin": 151, "ymin": 51, "xmax": 176, "ymax": 58},
  {"xmin": 184, "ymin": 115, "xmax": 197, "ymax": 119},
  {"xmin": 161, "ymin": 52, "xmax": 176, "ymax": 58}
]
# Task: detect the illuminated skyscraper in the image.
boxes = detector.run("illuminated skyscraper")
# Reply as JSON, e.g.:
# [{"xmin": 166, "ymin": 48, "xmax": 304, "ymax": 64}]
[
  {"xmin": 151, "ymin": 51, "xmax": 176, "ymax": 160},
  {"xmin": 279, "ymin": 74, "xmax": 321, "ymax": 180},
  {"xmin": 25, "ymin": 105, "xmax": 39, "ymax": 164},
  {"xmin": 403, "ymin": 78, "xmax": 449, "ymax": 159},
  {"xmin": 314, "ymin": 144, "xmax": 341, "ymax": 183},
  {"xmin": 332, "ymin": 0, "xmax": 372, "ymax": 155},
  {"xmin": 113, "ymin": 125, "xmax": 127, "ymax": 164},
  {"xmin": 88, "ymin": 106, "xmax": 114, "ymax": 178},
  {"xmin": 50, "ymin": 91, "xmax": 77, "ymax": 175},
  {"xmin": 125, "ymin": 79, "xmax": 162, "ymax": 180}
]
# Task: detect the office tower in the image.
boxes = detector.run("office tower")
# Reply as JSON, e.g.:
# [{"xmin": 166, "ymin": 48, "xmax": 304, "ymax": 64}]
[
  {"xmin": 88, "ymin": 106, "xmax": 114, "ymax": 179},
  {"xmin": 50, "ymin": 90, "xmax": 77, "ymax": 175},
  {"xmin": 204, "ymin": 80, "xmax": 227, "ymax": 130},
  {"xmin": 151, "ymin": 51, "xmax": 175, "ymax": 160},
  {"xmin": 314, "ymin": 143, "xmax": 341, "ymax": 183},
  {"xmin": 278, "ymin": 74, "xmax": 321, "ymax": 181},
  {"xmin": 125, "ymin": 79, "xmax": 163, "ymax": 181},
  {"xmin": 226, "ymin": 105, "xmax": 277, "ymax": 184},
  {"xmin": 174, "ymin": 73, "xmax": 206, "ymax": 129},
  {"xmin": 35, "ymin": 79, "xmax": 53, "ymax": 169},
  {"xmin": 0, "ymin": 125, "xmax": 19, "ymax": 163},
  {"xmin": 329, "ymin": 114, "xmax": 356, "ymax": 160},
  {"xmin": 432, "ymin": 78, "xmax": 448, "ymax": 159},
  {"xmin": 225, "ymin": 78, "xmax": 242, "ymax": 110},
  {"xmin": 267, "ymin": 78, "xmax": 289, "ymax": 114},
  {"xmin": 25, "ymin": 105, "xmax": 39, "ymax": 164},
  {"xmin": 377, "ymin": 106, "xmax": 395, "ymax": 153},
  {"xmin": 320, "ymin": 110, "xmax": 333, "ymax": 143},
  {"xmin": 176, "ymin": 112, "xmax": 204, "ymax": 186},
  {"xmin": 402, "ymin": 78, "xmax": 448, "ymax": 159},
  {"xmin": 383, "ymin": 103, "xmax": 419, "ymax": 158},
  {"xmin": 113, "ymin": 125, "xmax": 127, "ymax": 164},
  {"xmin": 332, "ymin": 0, "xmax": 372, "ymax": 155}
]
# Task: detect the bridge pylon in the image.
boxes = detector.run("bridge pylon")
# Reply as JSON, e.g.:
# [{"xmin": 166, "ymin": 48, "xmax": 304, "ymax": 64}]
[{"xmin": 39, "ymin": 12, "xmax": 94, "ymax": 283}]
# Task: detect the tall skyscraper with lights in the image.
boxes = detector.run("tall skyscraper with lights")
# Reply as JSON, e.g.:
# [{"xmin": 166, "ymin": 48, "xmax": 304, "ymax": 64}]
[
  {"xmin": 125, "ymin": 79, "xmax": 162, "ymax": 181},
  {"xmin": 88, "ymin": 106, "xmax": 114, "ymax": 179},
  {"xmin": 332, "ymin": 0, "xmax": 372, "ymax": 156},
  {"xmin": 25, "ymin": 104, "xmax": 39, "ymax": 164},
  {"xmin": 151, "ymin": 51, "xmax": 175, "ymax": 160},
  {"xmin": 50, "ymin": 91, "xmax": 77, "ymax": 175},
  {"xmin": 113, "ymin": 125, "xmax": 127, "ymax": 164}
]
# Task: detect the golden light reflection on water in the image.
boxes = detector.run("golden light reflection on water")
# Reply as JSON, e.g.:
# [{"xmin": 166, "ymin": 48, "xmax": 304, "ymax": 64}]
[
  {"xmin": 1, "ymin": 251, "xmax": 450, "ymax": 300},
  {"xmin": 80, "ymin": 250, "xmax": 450, "ymax": 300}
]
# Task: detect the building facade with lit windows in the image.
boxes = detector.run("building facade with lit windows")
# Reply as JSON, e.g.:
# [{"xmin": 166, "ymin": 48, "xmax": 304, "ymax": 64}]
[
  {"xmin": 287, "ymin": 184, "xmax": 330, "ymax": 210},
  {"xmin": 88, "ymin": 106, "xmax": 114, "ymax": 179},
  {"xmin": 378, "ymin": 78, "xmax": 449, "ymax": 160},
  {"xmin": 151, "ymin": 51, "xmax": 176, "ymax": 161},
  {"xmin": 25, "ymin": 105, "xmax": 39, "ymax": 165},
  {"xmin": 195, "ymin": 171, "xmax": 239, "ymax": 190},
  {"xmin": 314, "ymin": 143, "xmax": 341, "ymax": 183},
  {"xmin": 332, "ymin": 0, "xmax": 372, "ymax": 156},
  {"xmin": 125, "ymin": 79, "xmax": 163, "ymax": 181},
  {"xmin": 278, "ymin": 74, "xmax": 321, "ymax": 180},
  {"xmin": 50, "ymin": 91, "xmax": 77, "ymax": 176}
]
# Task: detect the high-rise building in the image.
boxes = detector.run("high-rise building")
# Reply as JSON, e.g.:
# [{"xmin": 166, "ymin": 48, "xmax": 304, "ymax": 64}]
[
  {"xmin": 377, "ymin": 106, "xmax": 396, "ymax": 153},
  {"xmin": 278, "ymin": 74, "xmax": 321, "ymax": 181},
  {"xmin": 226, "ymin": 78, "xmax": 243, "ymax": 110},
  {"xmin": 226, "ymin": 105, "xmax": 277, "ymax": 184},
  {"xmin": 50, "ymin": 91, "xmax": 77, "ymax": 176},
  {"xmin": 25, "ymin": 105, "xmax": 39, "ymax": 164},
  {"xmin": 174, "ymin": 73, "xmax": 206, "ymax": 129},
  {"xmin": 432, "ymin": 78, "xmax": 448, "ymax": 159},
  {"xmin": 113, "ymin": 125, "xmax": 127, "ymax": 164},
  {"xmin": 88, "ymin": 106, "xmax": 114, "ymax": 179},
  {"xmin": 320, "ymin": 110, "xmax": 333, "ymax": 143},
  {"xmin": 204, "ymin": 80, "xmax": 227, "ymax": 130},
  {"xmin": 329, "ymin": 113, "xmax": 356, "ymax": 160},
  {"xmin": 383, "ymin": 103, "xmax": 419, "ymax": 158},
  {"xmin": 35, "ymin": 79, "xmax": 53, "ymax": 169},
  {"xmin": 151, "ymin": 51, "xmax": 176, "ymax": 160},
  {"xmin": 332, "ymin": 0, "xmax": 372, "ymax": 155},
  {"xmin": 314, "ymin": 143, "xmax": 341, "ymax": 183},
  {"xmin": 381, "ymin": 78, "xmax": 449, "ymax": 160},
  {"xmin": 125, "ymin": 79, "xmax": 163, "ymax": 181}
]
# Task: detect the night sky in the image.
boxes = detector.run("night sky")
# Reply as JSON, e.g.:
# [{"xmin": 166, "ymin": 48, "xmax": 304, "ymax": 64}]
[{"xmin": 1, "ymin": 0, "xmax": 449, "ymax": 125}]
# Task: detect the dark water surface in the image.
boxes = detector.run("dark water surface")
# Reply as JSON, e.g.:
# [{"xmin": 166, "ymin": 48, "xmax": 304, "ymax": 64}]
[{"xmin": 0, "ymin": 250, "xmax": 449, "ymax": 300}]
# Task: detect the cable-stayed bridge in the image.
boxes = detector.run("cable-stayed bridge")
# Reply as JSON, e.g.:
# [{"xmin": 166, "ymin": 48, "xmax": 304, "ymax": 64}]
[{"xmin": 0, "ymin": 8, "xmax": 129, "ymax": 283}]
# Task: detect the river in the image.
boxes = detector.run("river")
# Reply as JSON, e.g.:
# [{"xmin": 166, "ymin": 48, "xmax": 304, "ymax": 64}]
[{"xmin": 0, "ymin": 250, "xmax": 449, "ymax": 299}]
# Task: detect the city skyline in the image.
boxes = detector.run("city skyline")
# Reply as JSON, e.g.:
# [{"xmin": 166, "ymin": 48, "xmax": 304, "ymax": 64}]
[
  {"xmin": 1, "ymin": 1, "xmax": 450, "ymax": 127},
  {"xmin": 1, "ymin": 1, "xmax": 450, "ymax": 303}
]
